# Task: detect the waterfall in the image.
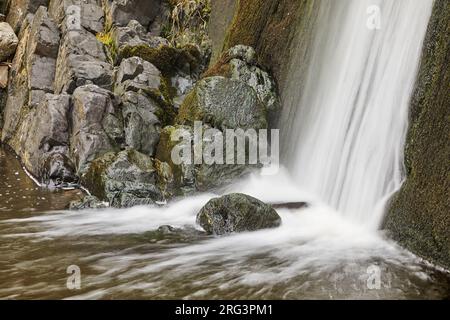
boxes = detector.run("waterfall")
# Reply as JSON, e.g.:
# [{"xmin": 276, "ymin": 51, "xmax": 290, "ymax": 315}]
[{"xmin": 280, "ymin": 0, "xmax": 433, "ymax": 228}]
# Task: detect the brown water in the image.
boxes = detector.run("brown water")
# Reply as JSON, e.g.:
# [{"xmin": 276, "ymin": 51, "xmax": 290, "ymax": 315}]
[{"xmin": 0, "ymin": 145, "xmax": 449, "ymax": 300}]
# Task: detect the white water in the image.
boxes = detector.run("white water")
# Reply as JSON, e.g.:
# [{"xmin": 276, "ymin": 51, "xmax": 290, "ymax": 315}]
[{"xmin": 281, "ymin": 0, "xmax": 433, "ymax": 228}]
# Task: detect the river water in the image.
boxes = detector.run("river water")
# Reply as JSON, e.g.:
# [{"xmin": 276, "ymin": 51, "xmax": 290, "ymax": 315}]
[{"xmin": 0, "ymin": 146, "xmax": 449, "ymax": 299}]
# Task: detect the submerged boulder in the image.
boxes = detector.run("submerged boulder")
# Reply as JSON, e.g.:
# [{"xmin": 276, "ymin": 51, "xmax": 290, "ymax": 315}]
[
  {"xmin": 196, "ymin": 193, "xmax": 282, "ymax": 235},
  {"xmin": 0, "ymin": 22, "xmax": 18, "ymax": 61}
]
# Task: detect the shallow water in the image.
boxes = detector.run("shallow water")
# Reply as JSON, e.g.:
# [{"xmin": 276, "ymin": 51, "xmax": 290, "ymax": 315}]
[{"xmin": 0, "ymin": 146, "xmax": 449, "ymax": 300}]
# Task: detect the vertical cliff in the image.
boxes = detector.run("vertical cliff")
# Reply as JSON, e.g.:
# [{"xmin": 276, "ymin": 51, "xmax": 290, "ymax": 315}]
[{"xmin": 384, "ymin": 0, "xmax": 450, "ymax": 269}]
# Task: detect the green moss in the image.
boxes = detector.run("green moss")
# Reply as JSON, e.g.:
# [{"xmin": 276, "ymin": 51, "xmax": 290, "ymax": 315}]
[
  {"xmin": 175, "ymin": 88, "xmax": 203, "ymax": 125},
  {"xmin": 81, "ymin": 152, "xmax": 117, "ymax": 200},
  {"xmin": 384, "ymin": 0, "xmax": 450, "ymax": 269}
]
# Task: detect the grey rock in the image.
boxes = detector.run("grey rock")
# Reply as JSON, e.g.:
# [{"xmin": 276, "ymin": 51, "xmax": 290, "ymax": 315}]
[
  {"xmin": 9, "ymin": 94, "xmax": 76, "ymax": 184},
  {"xmin": 197, "ymin": 193, "xmax": 282, "ymax": 235},
  {"xmin": 69, "ymin": 195, "xmax": 108, "ymax": 210},
  {"xmin": 81, "ymin": 149, "xmax": 163, "ymax": 208},
  {"xmin": 104, "ymin": 0, "xmax": 162, "ymax": 28},
  {"xmin": 226, "ymin": 45, "xmax": 257, "ymax": 65},
  {"xmin": 121, "ymin": 91, "xmax": 161, "ymax": 156},
  {"xmin": 115, "ymin": 56, "xmax": 161, "ymax": 94},
  {"xmin": 178, "ymin": 76, "xmax": 268, "ymax": 131},
  {"xmin": 0, "ymin": 22, "xmax": 19, "ymax": 61},
  {"xmin": 70, "ymin": 85, "xmax": 123, "ymax": 173},
  {"xmin": 6, "ymin": 0, "xmax": 49, "ymax": 32},
  {"xmin": 54, "ymin": 28, "xmax": 113, "ymax": 94}
]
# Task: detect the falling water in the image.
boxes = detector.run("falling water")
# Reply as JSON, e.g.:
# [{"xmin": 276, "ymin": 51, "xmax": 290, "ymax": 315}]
[{"xmin": 281, "ymin": 0, "xmax": 433, "ymax": 228}]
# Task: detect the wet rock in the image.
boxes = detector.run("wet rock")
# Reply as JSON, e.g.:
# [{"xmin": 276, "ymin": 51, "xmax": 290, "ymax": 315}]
[
  {"xmin": 177, "ymin": 76, "xmax": 267, "ymax": 130},
  {"xmin": 81, "ymin": 148, "xmax": 163, "ymax": 208},
  {"xmin": 104, "ymin": 0, "xmax": 163, "ymax": 29},
  {"xmin": 49, "ymin": 0, "xmax": 104, "ymax": 34},
  {"xmin": 6, "ymin": 0, "xmax": 49, "ymax": 32},
  {"xmin": 8, "ymin": 94, "xmax": 76, "ymax": 184},
  {"xmin": 69, "ymin": 195, "xmax": 108, "ymax": 210},
  {"xmin": 197, "ymin": 193, "xmax": 282, "ymax": 235},
  {"xmin": 0, "ymin": 22, "xmax": 19, "ymax": 61},
  {"xmin": 156, "ymin": 125, "xmax": 255, "ymax": 195},
  {"xmin": 115, "ymin": 57, "xmax": 166, "ymax": 156},
  {"xmin": 2, "ymin": 7, "xmax": 60, "ymax": 143},
  {"xmin": 70, "ymin": 85, "xmax": 123, "ymax": 173},
  {"xmin": 115, "ymin": 56, "xmax": 162, "ymax": 94},
  {"xmin": 54, "ymin": 28, "xmax": 113, "ymax": 94}
]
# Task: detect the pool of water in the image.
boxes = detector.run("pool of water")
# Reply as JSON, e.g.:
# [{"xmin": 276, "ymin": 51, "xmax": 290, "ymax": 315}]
[{"xmin": 0, "ymin": 146, "xmax": 449, "ymax": 299}]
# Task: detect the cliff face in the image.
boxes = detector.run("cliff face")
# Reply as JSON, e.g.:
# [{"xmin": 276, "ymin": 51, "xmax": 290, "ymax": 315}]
[
  {"xmin": 209, "ymin": 0, "xmax": 319, "ymax": 93},
  {"xmin": 384, "ymin": 0, "xmax": 450, "ymax": 269}
]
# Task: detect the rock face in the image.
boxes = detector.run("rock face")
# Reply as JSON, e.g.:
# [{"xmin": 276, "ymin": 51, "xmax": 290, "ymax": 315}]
[
  {"xmin": 197, "ymin": 193, "xmax": 281, "ymax": 235},
  {"xmin": 0, "ymin": 22, "xmax": 18, "ymax": 61},
  {"xmin": 70, "ymin": 84, "xmax": 123, "ymax": 174},
  {"xmin": 384, "ymin": 0, "xmax": 450, "ymax": 269},
  {"xmin": 12, "ymin": 94, "xmax": 75, "ymax": 184},
  {"xmin": 6, "ymin": 0, "xmax": 49, "ymax": 32},
  {"xmin": 81, "ymin": 149, "xmax": 163, "ymax": 208},
  {"xmin": 177, "ymin": 76, "xmax": 267, "ymax": 130}
]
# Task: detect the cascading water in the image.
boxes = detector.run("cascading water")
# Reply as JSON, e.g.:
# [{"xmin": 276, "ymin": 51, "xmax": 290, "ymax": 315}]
[
  {"xmin": 280, "ymin": 0, "xmax": 433, "ymax": 228},
  {"xmin": 0, "ymin": 0, "xmax": 447, "ymax": 300}
]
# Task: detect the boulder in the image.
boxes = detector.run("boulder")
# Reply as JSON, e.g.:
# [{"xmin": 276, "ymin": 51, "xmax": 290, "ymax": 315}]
[
  {"xmin": 0, "ymin": 22, "xmax": 18, "ymax": 61},
  {"xmin": 115, "ymin": 56, "xmax": 162, "ymax": 94},
  {"xmin": 177, "ymin": 76, "xmax": 267, "ymax": 130},
  {"xmin": 196, "ymin": 193, "xmax": 282, "ymax": 235},
  {"xmin": 205, "ymin": 45, "xmax": 280, "ymax": 114},
  {"xmin": 81, "ymin": 149, "xmax": 163, "ymax": 208},
  {"xmin": 70, "ymin": 85, "xmax": 123, "ymax": 173},
  {"xmin": 156, "ymin": 125, "xmax": 255, "ymax": 195},
  {"xmin": 6, "ymin": 0, "xmax": 49, "ymax": 32}
]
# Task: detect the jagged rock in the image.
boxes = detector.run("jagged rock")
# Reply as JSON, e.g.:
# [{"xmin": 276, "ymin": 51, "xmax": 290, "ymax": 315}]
[
  {"xmin": 156, "ymin": 124, "xmax": 255, "ymax": 194},
  {"xmin": 48, "ymin": 0, "xmax": 104, "ymax": 34},
  {"xmin": 114, "ymin": 57, "xmax": 166, "ymax": 156},
  {"xmin": 81, "ymin": 149, "xmax": 163, "ymax": 208},
  {"xmin": 177, "ymin": 76, "xmax": 267, "ymax": 130},
  {"xmin": 115, "ymin": 56, "xmax": 162, "ymax": 94},
  {"xmin": 0, "ymin": 22, "xmax": 19, "ymax": 61},
  {"xmin": 8, "ymin": 94, "xmax": 76, "ymax": 185},
  {"xmin": 196, "ymin": 193, "xmax": 282, "ymax": 235},
  {"xmin": 2, "ymin": 7, "xmax": 60, "ymax": 143},
  {"xmin": 54, "ymin": 28, "xmax": 113, "ymax": 94},
  {"xmin": 6, "ymin": 0, "xmax": 49, "ymax": 32},
  {"xmin": 104, "ymin": 0, "xmax": 163, "ymax": 29},
  {"xmin": 113, "ymin": 19, "xmax": 169, "ymax": 53},
  {"xmin": 70, "ymin": 85, "xmax": 123, "ymax": 173},
  {"xmin": 69, "ymin": 195, "xmax": 108, "ymax": 210}
]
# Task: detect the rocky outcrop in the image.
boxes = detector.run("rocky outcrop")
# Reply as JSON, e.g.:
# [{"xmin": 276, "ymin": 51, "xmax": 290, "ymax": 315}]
[
  {"xmin": 70, "ymin": 84, "xmax": 123, "ymax": 174},
  {"xmin": 0, "ymin": 22, "xmax": 18, "ymax": 61},
  {"xmin": 81, "ymin": 149, "xmax": 163, "ymax": 207},
  {"xmin": 384, "ymin": 0, "xmax": 450, "ymax": 269},
  {"xmin": 69, "ymin": 195, "xmax": 108, "ymax": 210},
  {"xmin": 104, "ymin": 0, "xmax": 163, "ymax": 29},
  {"xmin": 177, "ymin": 76, "xmax": 267, "ymax": 130},
  {"xmin": 197, "ymin": 193, "xmax": 281, "ymax": 235},
  {"xmin": 2, "ymin": 7, "xmax": 62, "ymax": 165}
]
